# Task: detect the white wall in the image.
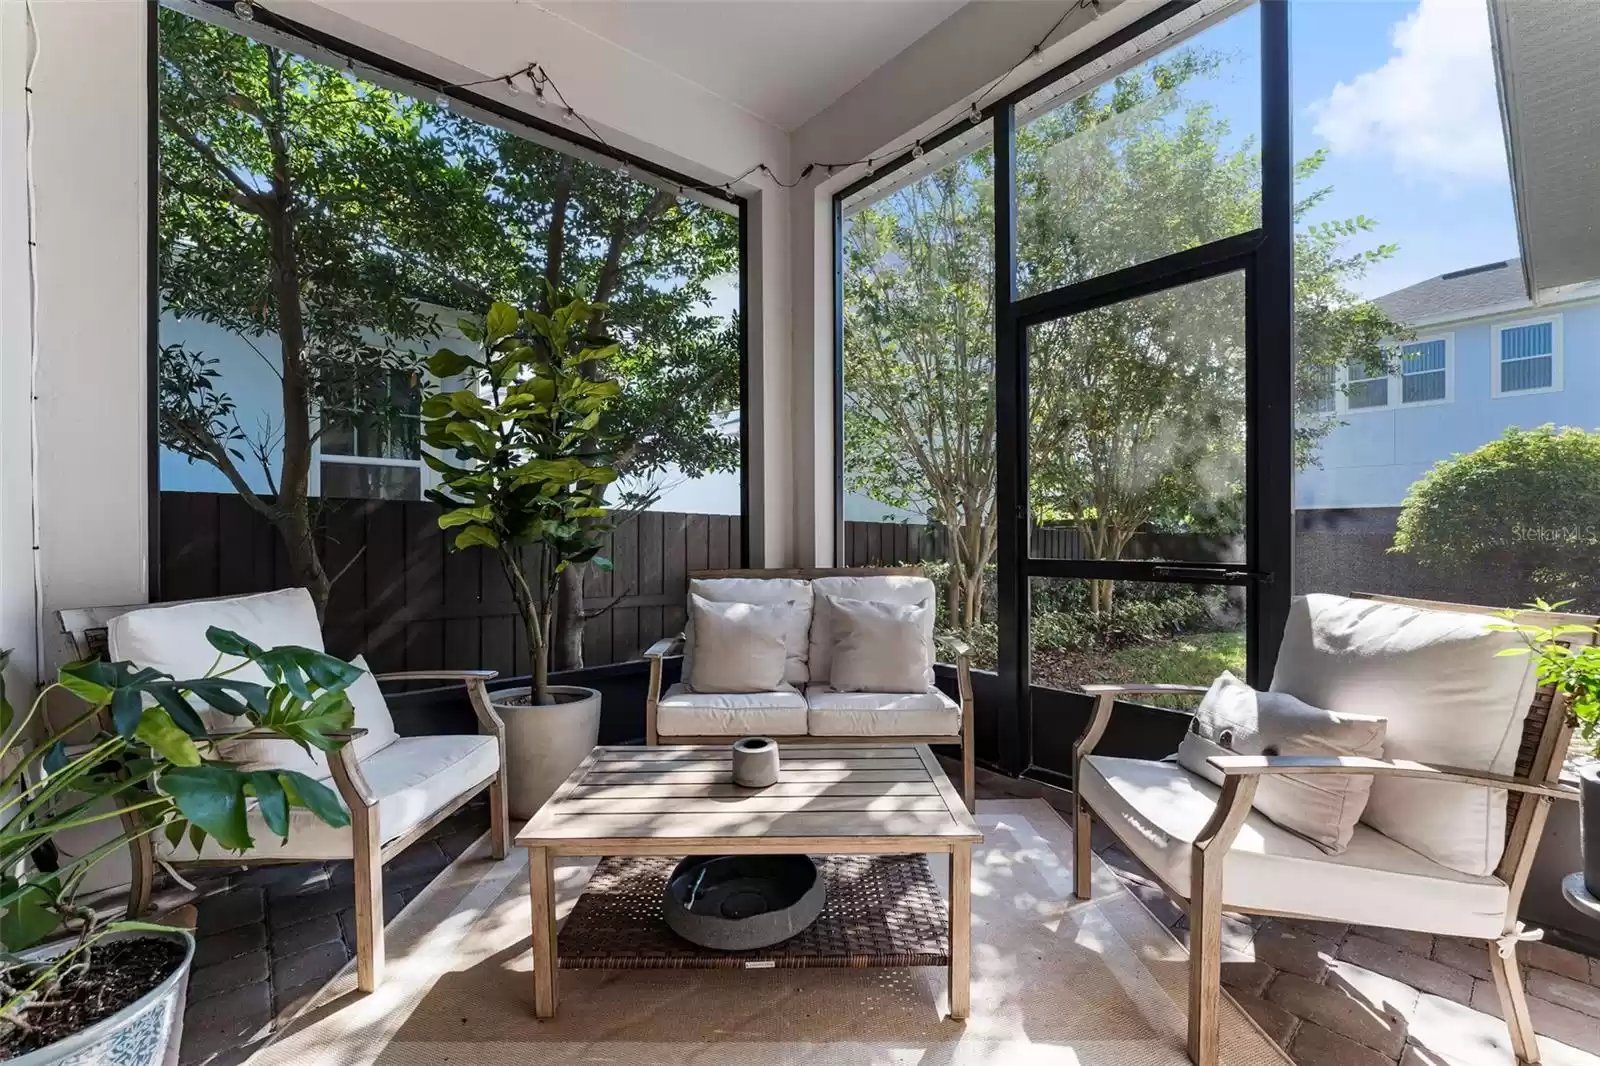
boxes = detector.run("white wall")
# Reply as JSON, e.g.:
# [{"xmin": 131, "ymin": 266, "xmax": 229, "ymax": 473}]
[
  {"xmin": 1, "ymin": 1, "xmax": 149, "ymax": 681},
  {"xmin": 0, "ymin": 3, "xmax": 37, "ymax": 694}
]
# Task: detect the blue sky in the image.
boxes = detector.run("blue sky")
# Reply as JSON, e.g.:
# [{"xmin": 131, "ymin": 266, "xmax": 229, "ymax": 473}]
[{"xmin": 1201, "ymin": 0, "xmax": 1518, "ymax": 298}]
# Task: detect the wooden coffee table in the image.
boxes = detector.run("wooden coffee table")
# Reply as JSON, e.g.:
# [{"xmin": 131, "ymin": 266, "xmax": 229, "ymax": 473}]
[{"xmin": 515, "ymin": 743, "xmax": 983, "ymax": 1019}]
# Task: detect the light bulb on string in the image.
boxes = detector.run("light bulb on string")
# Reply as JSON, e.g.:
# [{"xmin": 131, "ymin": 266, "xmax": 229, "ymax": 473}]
[
  {"xmin": 911, "ymin": 143, "xmax": 924, "ymax": 159},
  {"xmin": 233, "ymin": 0, "xmax": 254, "ymax": 20},
  {"xmin": 1030, "ymin": 46, "xmax": 1045, "ymax": 66},
  {"xmin": 435, "ymin": 93, "xmax": 451, "ymax": 110},
  {"xmin": 505, "ymin": 75, "xmax": 520, "ymax": 94},
  {"xmin": 969, "ymin": 103, "xmax": 982, "ymax": 125},
  {"xmin": 618, "ymin": 165, "xmax": 631, "ymax": 180},
  {"xmin": 562, "ymin": 107, "xmax": 576, "ymax": 124}
]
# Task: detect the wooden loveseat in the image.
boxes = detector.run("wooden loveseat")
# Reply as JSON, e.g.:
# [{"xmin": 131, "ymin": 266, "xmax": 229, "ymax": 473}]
[{"xmin": 642, "ymin": 567, "xmax": 975, "ymax": 809}]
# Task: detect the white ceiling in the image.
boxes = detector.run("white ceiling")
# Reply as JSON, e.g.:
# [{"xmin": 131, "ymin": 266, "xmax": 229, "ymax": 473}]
[{"xmin": 534, "ymin": 0, "xmax": 968, "ymax": 132}]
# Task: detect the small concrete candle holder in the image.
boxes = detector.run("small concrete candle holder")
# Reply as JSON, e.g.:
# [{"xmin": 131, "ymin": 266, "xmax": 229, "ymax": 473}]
[{"xmin": 732, "ymin": 736, "xmax": 780, "ymax": 788}]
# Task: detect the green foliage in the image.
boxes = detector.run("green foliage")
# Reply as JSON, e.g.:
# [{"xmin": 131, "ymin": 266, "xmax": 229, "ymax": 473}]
[
  {"xmin": 423, "ymin": 287, "xmax": 623, "ymax": 700},
  {"xmin": 1392, "ymin": 425, "xmax": 1600, "ymax": 605},
  {"xmin": 843, "ymin": 47, "xmax": 1403, "ymax": 627},
  {"xmin": 0, "ymin": 631, "xmax": 357, "ymax": 1035},
  {"xmin": 1490, "ymin": 601, "xmax": 1600, "ymax": 757},
  {"xmin": 156, "ymin": 8, "xmax": 740, "ymax": 643}
]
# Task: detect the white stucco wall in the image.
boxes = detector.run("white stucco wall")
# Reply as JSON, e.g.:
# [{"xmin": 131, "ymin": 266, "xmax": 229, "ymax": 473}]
[{"xmin": 2, "ymin": 1, "xmax": 149, "ymax": 680}]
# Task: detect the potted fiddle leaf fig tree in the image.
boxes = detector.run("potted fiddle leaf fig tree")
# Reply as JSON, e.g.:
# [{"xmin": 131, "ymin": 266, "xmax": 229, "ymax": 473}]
[
  {"xmin": 1492, "ymin": 602, "xmax": 1600, "ymax": 896},
  {"xmin": 422, "ymin": 285, "xmax": 621, "ymax": 818},
  {"xmin": 0, "ymin": 631, "xmax": 359, "ymax": 1065}
]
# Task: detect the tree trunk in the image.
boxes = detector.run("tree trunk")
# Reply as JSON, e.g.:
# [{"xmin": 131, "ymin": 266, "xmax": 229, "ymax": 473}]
[{"xmin": 552, "ymin": 563, "xmax": 585, "ymax": 671}]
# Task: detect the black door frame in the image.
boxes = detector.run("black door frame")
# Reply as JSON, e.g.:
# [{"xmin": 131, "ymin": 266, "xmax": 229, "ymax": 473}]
[
  {"xmin": 995, "ymin": 0, "xmax": 1294, "ymax": 777},
  {"xmin": 834, "ymin": 0, "xmax": 1294, "ymax": 779}
]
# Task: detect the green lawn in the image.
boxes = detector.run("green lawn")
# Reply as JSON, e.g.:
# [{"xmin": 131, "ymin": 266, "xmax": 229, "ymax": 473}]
[{"xmin": 1101, "ymin": 629, "xmax": 1246, "ymax": 685}]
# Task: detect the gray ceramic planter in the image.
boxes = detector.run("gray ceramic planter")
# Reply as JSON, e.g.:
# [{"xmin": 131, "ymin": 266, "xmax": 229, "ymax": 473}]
[
  {"xmin": 7, "ymin": 930, "xmax": 194, "ymax": 1066},
  {"xmin": 1581, "ymin": 763, "xmax": 1600, "ymax": 896}
]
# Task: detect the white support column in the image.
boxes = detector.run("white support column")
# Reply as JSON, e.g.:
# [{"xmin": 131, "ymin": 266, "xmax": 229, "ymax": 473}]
[{"xmin": 28, "ymin": 0, "xmax": 150, "ymax": 667}]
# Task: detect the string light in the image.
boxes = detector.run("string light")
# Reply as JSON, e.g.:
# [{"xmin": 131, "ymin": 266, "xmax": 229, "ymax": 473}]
[
  {"xmin": 233, "ymin": 0, "xmax": 254, "ymax": 21},
  {"xmin": 422, "ymin": 0, "xmax": 1097, "ymax": 199}
]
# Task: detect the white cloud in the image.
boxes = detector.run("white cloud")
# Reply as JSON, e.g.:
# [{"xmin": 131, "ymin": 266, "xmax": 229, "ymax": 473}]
[{"xmin": 1309, "ymin": 0, "xmax": 1508, "ymax": 187}]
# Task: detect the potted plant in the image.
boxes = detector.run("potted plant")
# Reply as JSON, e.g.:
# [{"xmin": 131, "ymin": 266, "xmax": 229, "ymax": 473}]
[
  {"xmin": 0, "ymin": 631, "xmax": 360, "ymax": 1064},
  {"xmin": 422, "ymin": 286, "xmax": 622, "ymax": 817},
  {"xmin": 1493, "ymin": 601, "xmax": 1600, "ymax": 895}
]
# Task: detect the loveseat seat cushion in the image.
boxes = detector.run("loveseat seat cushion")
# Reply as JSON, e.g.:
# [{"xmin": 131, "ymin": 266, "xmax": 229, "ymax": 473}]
[
  {"xmin": 1271, "ymin": 594, "xmax": 1540, "ymax": 876},
  {"xmin": 804, "ymin": 685, "xmax": 960, "ymax": 737},
  {"xmin": 157, "ymin": 734, "xmax": 499, "ymax": 862},
  {"xmin": 655, "ymin": 683, "xmax": 808, "ymax": 737},
  {"xmin": 1079, "ymin": 754, "xmax": 1509, "ymax": 938},
  {"xmin": 807, "ymin": 576, "xmax": 936, "ymax": 687},
  {"xmin": 683, "ymin": 578, "xmax": 814, "ymax": 686}
]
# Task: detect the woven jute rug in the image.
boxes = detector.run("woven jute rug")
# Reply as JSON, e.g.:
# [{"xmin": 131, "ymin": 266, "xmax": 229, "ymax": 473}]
[{"xmin": 247, "ymin": 799, "xmax": 1289, "ymax": 1066}]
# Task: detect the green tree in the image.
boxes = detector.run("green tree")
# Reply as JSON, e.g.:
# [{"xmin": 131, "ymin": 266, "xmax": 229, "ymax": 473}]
[
  {"xmin": 157, "ymin": 9, "xmax": 460, "ymax": 616},
  {"xmin": 156, "ymin": 9, "xmax": 741, "ymax": 663},
  {"xmin": 422, "ymin": 294, "xmax": 622, "ymax": 703},
  {"xmin": 1391, "ymin": 425, "xmax": 1600, "ymax": 608},
  {"xmin": 843, "ymin": 49, "xmax": 1402, "ymax": 626}
]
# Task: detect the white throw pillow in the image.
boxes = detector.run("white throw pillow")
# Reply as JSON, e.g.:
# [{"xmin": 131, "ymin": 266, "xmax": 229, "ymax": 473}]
[
  {"xmin": 682, "ymin": 578, "xmax": 813, "ymax": 686},
  {"xmin": 808, "ymin": 576, "xmax": 936, "ymax": 687},
  {"xmin": 1177, "ymin": 671, "xmax": 1387, "ymax": 853},
  {"xmin": 1271, "ymin": 594, "xmax": 1540, "ymax": 876},
  {"xmin": 826, "ymin": 596, "xmax": 933, "ymax": 694},
  {"xmin": 686, "ymin": 595, "xmax": 792, "ymax": 694}
]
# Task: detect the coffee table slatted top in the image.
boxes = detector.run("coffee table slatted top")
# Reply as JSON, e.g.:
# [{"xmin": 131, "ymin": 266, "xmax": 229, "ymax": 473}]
[{"xmin": 516, "ymin": 744, "xmax": 982, "ymax": 855}]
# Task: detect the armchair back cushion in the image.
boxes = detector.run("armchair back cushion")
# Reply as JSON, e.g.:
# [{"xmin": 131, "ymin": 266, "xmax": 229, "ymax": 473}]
[
  {"xmin": 1270, "ymin": 594, "xmax": 1540, "ymax": 876},
  {"xmin": 807, "ymin": 576, "xmax": 936, "ymax": 688},
  {"xmin": 682, "ymin": 578, "xmax": 813, "ymax": 686},
  {"xmin": 107, "ymin": 589, "xmax": 399, "ymax": 779}
]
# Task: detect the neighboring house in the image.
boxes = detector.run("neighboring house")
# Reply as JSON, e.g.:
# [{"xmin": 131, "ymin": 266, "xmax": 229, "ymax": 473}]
[
  {"xmin": 158, "ymin": 309, "xmax": 743, "ymax": 514},
  {"xmin": 1296, "ymin": 257, "xmax": 1600, "ymax": 512}
]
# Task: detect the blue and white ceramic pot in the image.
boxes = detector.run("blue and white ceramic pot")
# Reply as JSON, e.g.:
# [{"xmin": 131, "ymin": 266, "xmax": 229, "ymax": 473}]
[{"xmin": 7, "ymin": 930, "xmax": 193, "ymax": 1066}]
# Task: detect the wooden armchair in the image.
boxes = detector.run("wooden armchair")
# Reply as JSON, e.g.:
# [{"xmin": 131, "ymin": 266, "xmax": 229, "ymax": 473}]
[
  {"xmin": 643, "ymin": 567, "xmax": 976, "ymax": 809},
  {"xmin": 1070, "ymin": 593, "xmax": 1596, "ymax": 1066},
  {"xmin": 59, "ymin": 589, "xmax": 511, "ymax": 993}
]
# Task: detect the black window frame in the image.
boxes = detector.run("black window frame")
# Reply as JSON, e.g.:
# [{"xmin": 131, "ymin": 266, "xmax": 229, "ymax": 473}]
[
  {"xmin": 146, "ymin": 0, "xmax": 752, "ymax": 597},
  {"xmin": 833, "ymin": 0, "xmax": 1294, "ymax": 779}
]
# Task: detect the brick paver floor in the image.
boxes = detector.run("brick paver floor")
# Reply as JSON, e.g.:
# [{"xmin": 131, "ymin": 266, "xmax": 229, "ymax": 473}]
[
  {"xmin": 172, "ymin": 774, "xmax": 1599, "ymax": 1066},
  {"xmin": 1084, "ymin": 816, "xmax": 1600, "ymax": 1065},
  {"xmin": 171, "ymin": 801, "xmax": 489, "ymax": 1066}
]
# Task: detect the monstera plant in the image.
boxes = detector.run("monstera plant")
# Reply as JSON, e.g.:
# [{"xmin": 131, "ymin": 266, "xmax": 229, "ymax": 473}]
[
  {"xmin": 421, "ymin": 285, "xmax": 623, "ymax": 817},
  {"xmin": 0, "ymin": 632, "xmax": 359, "ymax": 1059}
]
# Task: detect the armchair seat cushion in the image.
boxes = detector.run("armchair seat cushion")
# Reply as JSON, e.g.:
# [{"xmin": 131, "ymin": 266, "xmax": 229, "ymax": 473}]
[
  {"xmin": 1079, "ymin": 754, "xmax": 1509, "ymax": 938},
  {"xmin": 804, "ymin": 685, "xmax": 960, "ymax": 737},
  {"xmin": 654, "ymin": 683, "xmax": 807, "ymax": 737},
  {"xmin": 158, "ymin": 734, "xmax": 499, "ymax": 862}
]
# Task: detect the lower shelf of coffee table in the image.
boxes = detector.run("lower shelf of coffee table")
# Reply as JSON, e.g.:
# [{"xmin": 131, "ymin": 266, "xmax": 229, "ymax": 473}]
[{"xmin": 557, "ymin": 852, "xmax": 950, "ymax": 971}]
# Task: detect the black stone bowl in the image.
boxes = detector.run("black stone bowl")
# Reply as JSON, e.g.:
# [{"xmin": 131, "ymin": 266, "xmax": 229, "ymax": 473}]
[{"xmin": 662, "ymin": 854, "xmax": 826, "ymax": 951}]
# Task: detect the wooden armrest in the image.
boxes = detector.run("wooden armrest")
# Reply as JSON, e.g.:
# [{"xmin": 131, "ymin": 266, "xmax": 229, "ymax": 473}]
[
  {"xmin": 643, "ymin": 636, "xmax": 684, "ymax": 659},
  {"xmin": 374, "ymin": 670, "xmax": 498, "ymax": 683},
  {"xmin": 1206, "ymin": 755, "xmax": 1579, "ymax": 801},
  {"xmin": 1074, "ymin": 683, "xmax": 1210, "ymax": 763},
  {"xmin": 1080, "ymin": 683, "xmax": 1210, "ymax": 697}
]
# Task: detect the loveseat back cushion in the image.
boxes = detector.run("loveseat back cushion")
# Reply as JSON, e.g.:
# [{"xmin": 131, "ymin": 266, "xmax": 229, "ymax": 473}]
[
  {"xmin": 1270, "ymin": 594, "xmax": 1540, "ymax": 876},
  {"xmin": 1178, "ymin": 671, "xmax": 1387, "ymax": 853},
  {"xmin": 825, "ymin": 596, "xmax": 933, "ymax": 694},
  {"xmin": 685, "ymin": 595, "xmax": 795, "ymax": 693},
  {"xmin": 682, "ymin": 578, "xmax": 813, "ymax": 686},
  {"xmin": 807, "ymin": 576, "xmax": 936, "ymax": 687}
]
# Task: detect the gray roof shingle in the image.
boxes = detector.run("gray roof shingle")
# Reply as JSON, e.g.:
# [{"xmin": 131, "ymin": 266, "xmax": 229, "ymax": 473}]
[{"xmin": 1372, "ymin": 258, "xmax": 1528, "ymax": 324}]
